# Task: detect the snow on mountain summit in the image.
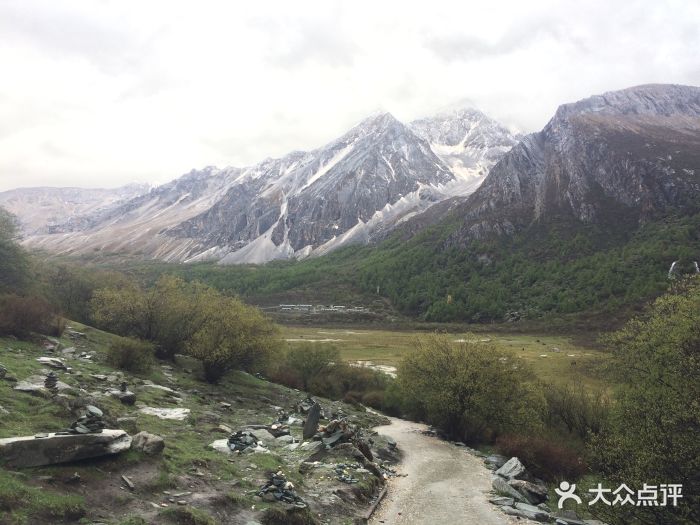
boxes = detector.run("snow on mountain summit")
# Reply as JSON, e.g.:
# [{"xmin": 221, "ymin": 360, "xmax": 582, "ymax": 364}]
[{"xmin": 16, "ymin": 107, "xmax": 518, "ymax": 264}]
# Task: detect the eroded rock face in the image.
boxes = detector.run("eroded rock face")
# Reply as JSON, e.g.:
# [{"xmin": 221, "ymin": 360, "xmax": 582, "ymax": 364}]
[
  {"xmin": 0, "ymin": 430, "xmax": 131, "ymax": 468},
  {"xmin": 401, "ymin": 84, "xmax": 700, "ymax": 246}
]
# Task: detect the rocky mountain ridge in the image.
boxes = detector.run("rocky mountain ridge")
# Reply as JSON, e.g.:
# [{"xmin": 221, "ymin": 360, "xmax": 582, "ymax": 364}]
[
  {"xmin": 17, "ymin": 108, "xmax": 517, "ymax": 263},
  {"xmin": 410, "ymin": 84, "xmax": 700, "ymax": 246}
]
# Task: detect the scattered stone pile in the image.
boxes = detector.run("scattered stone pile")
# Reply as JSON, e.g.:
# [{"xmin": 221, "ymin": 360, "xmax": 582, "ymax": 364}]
[
  {"xmin": 62, "ymin": 406, "xmax": 105, "ymax": 434},
  {"xmin": 334, "ymin": 463, "xmax": 360, "ymax": 484},
  {"xmin": 257, "ymin": 471, "xmax": 306, "ymax": 508},
  {"xmin": 488, "ymin": 456, "xmax": 605, "ymax": 524},
  {"xmin": 227, "ymin": 430, "xmax": 260, "ymax": 452},
  {"xmin": 318, "ymin": 419, "xmax": 358, "ymax": 448}
]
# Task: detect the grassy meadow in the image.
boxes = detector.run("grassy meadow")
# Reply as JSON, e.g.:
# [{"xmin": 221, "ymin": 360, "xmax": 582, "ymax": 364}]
[{"xmin": 280, "ymin": 325, "xmax": 612, "ymax": 390}]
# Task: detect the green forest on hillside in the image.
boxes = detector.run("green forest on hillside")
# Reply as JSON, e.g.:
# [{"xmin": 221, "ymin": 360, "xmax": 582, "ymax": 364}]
[{"xmin": 134, "ymin": 209, "xmax": 700, "ymax": 324}]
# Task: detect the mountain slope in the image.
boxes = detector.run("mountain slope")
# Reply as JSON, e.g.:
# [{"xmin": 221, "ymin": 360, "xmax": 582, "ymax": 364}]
[
  {"xmin": 178, "ymin": 85, "xmax": 700, "ymax": 323},
  {"xmin": 21, "ymin": 109, "xmax": 515, "ymax": 264},
  {"xmin": 0, "ymin": 184, "xmax": 150, "ymax": 235},
  {"xmin": 443, "ymin": 84, "xmax": 700, "ymax": 245}
]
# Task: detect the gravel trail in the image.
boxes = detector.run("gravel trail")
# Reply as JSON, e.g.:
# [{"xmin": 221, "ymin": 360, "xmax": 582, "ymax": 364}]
[{"xmin": 370, "ymin": 416, "xmax": 528, "ymax": 525}]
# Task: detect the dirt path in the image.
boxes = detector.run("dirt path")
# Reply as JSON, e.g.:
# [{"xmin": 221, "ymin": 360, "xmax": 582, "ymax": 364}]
[{"xmin": 370, "ymin": 417, "xmax": 526, "ymax": 525}]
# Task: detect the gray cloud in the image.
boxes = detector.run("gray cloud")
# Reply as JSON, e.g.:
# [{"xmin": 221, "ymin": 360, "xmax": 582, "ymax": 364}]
[{"xmin": 0, "ymin": 0, "xmax": 698, "ymax": 191}]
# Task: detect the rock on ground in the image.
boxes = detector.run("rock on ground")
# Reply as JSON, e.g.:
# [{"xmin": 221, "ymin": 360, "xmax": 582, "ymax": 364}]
[
  {"xmin": 492, "ymin": 476, "xmax": 529, "ymax": 503},
  {"xmin": 131, "ymin": 431, "xmax": 165, "ymax": 455},
  {"xmin": 495, "ymin": 457, "xmax": 527, "ymax": 480},
  {"xmin": 138, "ymin": 407, "xmax": 190, "ymax": 420},
  {"xmin": 0, "ymin": 430, "xmax": 132, "ymax": 468}
]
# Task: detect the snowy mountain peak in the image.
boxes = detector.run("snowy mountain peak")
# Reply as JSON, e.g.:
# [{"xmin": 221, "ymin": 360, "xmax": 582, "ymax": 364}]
[
  {"xmin": 15, "ymin": 105, "xmax": 519, "ymax": 264},
  {"xmin": 409, "ymin": 107, "xmax": 519, "ymax": 182}
]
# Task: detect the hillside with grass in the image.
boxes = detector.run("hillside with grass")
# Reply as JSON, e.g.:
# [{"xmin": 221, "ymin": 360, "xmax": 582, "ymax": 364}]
[{"xmin": 0, "ymin": 321, "xmax": 391, "ymax": 525}]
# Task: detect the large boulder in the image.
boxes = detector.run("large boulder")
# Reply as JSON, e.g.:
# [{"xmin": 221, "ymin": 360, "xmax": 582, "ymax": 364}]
[
  {"xmin": 509, "ymin": 479, "xmax": 549, "ymax": 504},
  {"xmin": 109, "ymin": 389, "xmax": 136, "ymax": 405},
  {"xmin": 0, "ymin": 430, "xmax": 131, "ymax": 468},
  {"xmin": 131, "ymin": 431, "xmax": 164, "ymax": 455},
  {"xmin": 496, "ymin": 456, "xmax": 527, "ymax": 480},
  {"xmin": 302, "ymin": 403, "xmax": 321, "ymax": 440},
  {"xmin": 492, "ymin": 476, "xmax": 528, "ymax": 503}
]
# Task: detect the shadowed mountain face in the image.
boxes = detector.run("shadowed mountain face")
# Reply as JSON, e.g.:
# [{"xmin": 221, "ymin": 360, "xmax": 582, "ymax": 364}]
[
  {"xmin": 15, "ymin": 109, "xmax": 516, "ymax": 264},
  {"xmin": 432, "ymin": 85, "xmax": 700, "ymax": 246}
]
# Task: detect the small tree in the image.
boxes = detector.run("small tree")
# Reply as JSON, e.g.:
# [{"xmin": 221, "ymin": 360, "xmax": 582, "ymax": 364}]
[
  {"xmin": 106, "ymin": 337, "xmax": 155, "ymax": 373},
  {"xmin": 281, "ymin": 344, "xmax": 339, "ymax": 390},
  {"xmin": 589, "ymin": 278, "xmax": 700, "ymax": 524},
  {"xmin": 187, "ymin": 294, "xmax": 277, "ymax": 383},
  {"xmin": 0, "ymin": 209, "xmax": 30, "ymax": 294},
  {"xmin": 398, "ymin": 335, "xmax": 544, "ymax": 444}
]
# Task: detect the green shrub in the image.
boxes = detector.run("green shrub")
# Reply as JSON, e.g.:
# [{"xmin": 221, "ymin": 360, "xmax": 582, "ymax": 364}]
[
  {"xmin": 0, "ymin": 294, "xmax": 64, "ymax": 339},
  {"xmin": 397, "ymin": 335, "xmax": 544, "ymax": 444},
  {"xmin": 542, "ymin": 382, "xmax": 611, "ymax": 440},
  {"xmin": 106, "ymin": 337, "xmax": 155, "ymax": 373},
  {"xmin": 588, "ymin": 278, "xmax": 700, "ymax": 524},
  {"xmin": 495, "ymin": 434, "xmax": 588, "ymax": 481}
]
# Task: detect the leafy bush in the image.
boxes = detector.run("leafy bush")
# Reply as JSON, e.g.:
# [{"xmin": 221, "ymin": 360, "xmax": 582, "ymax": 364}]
[
  {"xmin": 273, "ymin": 344, "xmax": 339, "ymax": 390},
  {"xmin": 106, "ymin": 337, "xmax": 155, "ymax": 373},
  {"xmin": 588, "ymin": 278, "xmax": 700, "ymax": 524},
  {"xmin": 495, "ymin": 434, "xmax": 588, "ymax": 482},
  {"xmin": 186, "ymin": 294, "xmax": 277, "ymax": 383},
  {"xmin": 0, "ymin": 294, "xmax": 64, "ymax": 338},
  {"xmin": 542, "ymin": 382, "xmax": 610, "ymax": 440},
  {"xmin": 268, "ymin": 344, "xmax": 391, "ymax": 407},
  {"xmin": 397, "ymin": 335, "xmax": 544, "ymax": 444}
]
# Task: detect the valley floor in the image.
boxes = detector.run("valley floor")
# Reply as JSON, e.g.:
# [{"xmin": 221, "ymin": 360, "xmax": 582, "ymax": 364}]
[{"xmin": 280, "ymin": 326, "xmax": 611, "ymax": 391}]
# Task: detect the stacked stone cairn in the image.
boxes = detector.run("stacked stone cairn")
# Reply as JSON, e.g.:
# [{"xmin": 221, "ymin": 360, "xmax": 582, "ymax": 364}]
[
  {"xmin": 258, "ymin": 471, "xmax": 306, "ymax": 508},
  {"xmin": 66, "ymin": 405, "xmax": 105, "ymax": 434},
  {"xmin": 44, "ymin": 371, "xmax": 59, "ymax": 397}
]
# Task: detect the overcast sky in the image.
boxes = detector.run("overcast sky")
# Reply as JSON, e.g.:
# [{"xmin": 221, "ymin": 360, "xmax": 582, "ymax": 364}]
[{"xmin": 0, "ymin": 0, "xmax": 698, "ymax": 191}]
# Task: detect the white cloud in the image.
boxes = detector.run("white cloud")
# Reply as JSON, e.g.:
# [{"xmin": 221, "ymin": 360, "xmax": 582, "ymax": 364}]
[{"xmin": 0, "ymin": 0, "xmax": 698, "ymax": 190}]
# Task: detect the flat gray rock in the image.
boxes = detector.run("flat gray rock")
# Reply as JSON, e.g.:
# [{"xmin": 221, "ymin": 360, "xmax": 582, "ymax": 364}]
[
  {"xmin": 138, "ymin": 407, "xmax": 190, "ymax": 420},
  {"xmin": 492, "ymin": 476, "xmax": 528, "ymax": 503},
  {"xmin": 0, "ymin": 430, "xmax": 131, "ymax": 468},
  {"xmin": 496, "ymin": 456, "xmax": 527, "ymax": 480},
  {"xmin": 501, "ymin": 505, "xmax": 551, "ymax": 522},
  {"xmin": 246, "ymin": 428, "xmax": 276, "ymax": 443},
  {"xmin": 488, "ymin": 496, "xmax": 515, "ymax": 506},
  {"xmin": 14, "ymin": 375, "xmax": 73, "ymax": 397}
]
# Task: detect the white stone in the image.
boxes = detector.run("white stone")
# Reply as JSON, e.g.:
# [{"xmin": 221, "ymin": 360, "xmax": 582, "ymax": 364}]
[{"xmin": 138, "ymin": 407, "xmax": 190, "ymax": 420}]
